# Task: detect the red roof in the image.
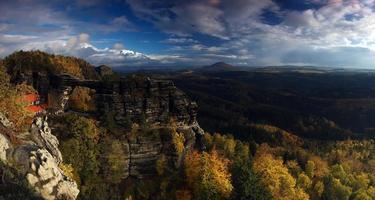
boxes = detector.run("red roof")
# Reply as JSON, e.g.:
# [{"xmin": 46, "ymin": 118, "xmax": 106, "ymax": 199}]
[
  {"xmin": 22, "ymin": 94, "xmax": 39, "ymax": 103},
  {"xmin": 26, "ymin": 105, "xmax": 44, "ymax": 113},
  {"xmin": 40, "ymin": 104, "xmax": 48, "ymax": 109},
  {"xmin": 19, "ymin": 93, "xmax": 47, "ymax": 113}
]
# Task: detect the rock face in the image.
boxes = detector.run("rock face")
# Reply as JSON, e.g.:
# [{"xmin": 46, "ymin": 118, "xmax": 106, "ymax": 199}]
[
  {"xmin": 117, "ymin": 124, "xmax": 198, "ymax": 179},
  {"xmin": 0, "ymin": 114, "xmax": 79, "ymax": 200},
  {"xmin": 128, "ymin": 138, "xmax": 162, "ymax": 178},
  {"xmin": 97, "ymin": 76, "xmax": 200, "ymax": 127}
]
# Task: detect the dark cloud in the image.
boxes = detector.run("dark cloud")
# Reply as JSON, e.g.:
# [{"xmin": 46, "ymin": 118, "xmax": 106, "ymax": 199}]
[{"xmin": 125, "ymin": 0, "xmax": 275, "ymax": 39}]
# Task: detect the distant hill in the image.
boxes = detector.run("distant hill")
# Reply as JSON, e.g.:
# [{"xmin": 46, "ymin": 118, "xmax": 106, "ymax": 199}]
[
  {"xmin": 253, "ymin": 65, "xmax": 331, "ymax": 74},
  {"xmin": 199, "ymin": 62, "xmax": 241, "ymax": 72}
]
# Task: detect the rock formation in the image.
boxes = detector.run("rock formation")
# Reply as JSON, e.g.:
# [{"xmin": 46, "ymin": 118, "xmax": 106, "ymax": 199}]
[{"xmin": 0, "ymin": 114, "xmax": 79, "ymax": 200}]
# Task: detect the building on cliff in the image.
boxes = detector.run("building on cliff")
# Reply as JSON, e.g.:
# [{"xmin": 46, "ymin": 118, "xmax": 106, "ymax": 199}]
[{"xmin": 20, "ymin": 93, "xmax": 47, "ymax": 115}]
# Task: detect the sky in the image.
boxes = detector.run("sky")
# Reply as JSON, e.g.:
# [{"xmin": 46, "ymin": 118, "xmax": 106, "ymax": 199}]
[{"xmin": 1, "ymin": 0, "xmax": 375, "ymax": 68}]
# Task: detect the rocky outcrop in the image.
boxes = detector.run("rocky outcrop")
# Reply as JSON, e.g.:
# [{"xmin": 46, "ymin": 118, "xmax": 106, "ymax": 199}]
[
  {"xmin": 0, "ymin": 114, "xmax": 79, "ymax": 200},
  {"xmin": 0, "ymin": 133, "xmax": 10, "ymax": 162},
  {"xmin": 0, "ymin": 113, "xmax": 12, "ymax": 162},
  {"xmin": 30, "ymin": 117, "xmax": 63, "ymax": 164}
]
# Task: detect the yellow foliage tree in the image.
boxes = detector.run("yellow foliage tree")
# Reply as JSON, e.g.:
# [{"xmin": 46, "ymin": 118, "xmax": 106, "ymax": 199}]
[
  {"xmin": 253, "ymin": 148, "xmax": 309, "ymax": 200},
  {"xmin": 169, "ymin": 119, "xmax": 185, "ymax": 156},
  {"xmin": 59, "ymin": 163, "xmax": 77, "ymax": 182},
  {"xmin": 185, "ymin": 150, "xmax": 233, "ymax": 200},
  {"xmin": 156, "ymin": 154, "xmax": 167, "ymax": 176},
  {"xmin": 52, "ymin": 56, "xmax": 83, "ymax": 78}
]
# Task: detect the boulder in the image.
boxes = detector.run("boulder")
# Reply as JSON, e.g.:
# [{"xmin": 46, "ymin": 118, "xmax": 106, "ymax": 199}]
[
  {"xmin": 24, "ymin": 149, "xmax": 79, "ymax": 200},
  {"xmin": 0, "ymin": 133, "xmax": 10, "ymax": 162},
  {"xmin": 0, "ymin": 112, "xmax": 13, "ymax": 128}
]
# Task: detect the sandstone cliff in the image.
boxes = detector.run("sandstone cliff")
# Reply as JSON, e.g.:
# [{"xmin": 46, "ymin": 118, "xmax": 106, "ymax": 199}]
[{"xmin": 50, "ymin": 75, "xmax": 204, "ymax": 180}]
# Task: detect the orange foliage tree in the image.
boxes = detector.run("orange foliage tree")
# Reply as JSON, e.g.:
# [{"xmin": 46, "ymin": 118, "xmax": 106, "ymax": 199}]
[
  {"xmin": 68, "ymin": 86, "xmax": 96, "ymax": 112},
  {"xmin": 0, "ymin": 61, "xmax": 34, "ymax": 131}
]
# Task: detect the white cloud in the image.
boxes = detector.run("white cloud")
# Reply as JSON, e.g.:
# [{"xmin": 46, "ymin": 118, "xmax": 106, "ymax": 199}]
[
  {"xmin": 78, "ymin": 33, "xmax": 90, "ymax": 43},
  {"xmin": 113, "ymin": 43, "xmax": 125, "ymax": 50},
  {"xmin": 161, "ymin": 37, "xmax": 199, "ymax": 44}
]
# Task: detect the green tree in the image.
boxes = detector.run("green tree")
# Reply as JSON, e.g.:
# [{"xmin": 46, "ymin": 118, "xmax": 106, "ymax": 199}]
[
  {"xmin": 322, "ymin": 176, "xmax": 352, "ymax": 200},
  {"xmin": 102, "ymin": 139, "xmax": 128, "ymax": 184},
  {"xmin": 297, "ymin": 173, "xmax": 312, "ymax": 191},
  {"xmin": 305, "ymin": 160, "xmax": 316, "ymax": 179},
  {"xmin": 58, "ymin": 114, "xmax": 101, "ymax": 199},
  {"xmin": 231, "ymin": 160, "xmax": 272, "ymax": 200},
  {"xmin": 312, "ymin": 181, "xmax": 324, "ymax": 200},
  {"xmin": 353, "ymin": 189, "xmax": 372, "ymax": 200}
]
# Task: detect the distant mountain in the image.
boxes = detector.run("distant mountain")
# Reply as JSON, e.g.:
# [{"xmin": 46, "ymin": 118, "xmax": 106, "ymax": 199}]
[
  {"xmin": 199, "ymin": 62, "xmax": 241, "ymax": 72},
  {"xmin": 95, "ymin": 65, "xmax": 114, "ymax": 77}
]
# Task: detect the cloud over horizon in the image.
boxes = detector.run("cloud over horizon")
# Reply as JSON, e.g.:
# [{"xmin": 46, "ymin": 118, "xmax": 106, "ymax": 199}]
[{"xmin": 1, "ymin": 0, "xmax": 375, "ymax": 68}]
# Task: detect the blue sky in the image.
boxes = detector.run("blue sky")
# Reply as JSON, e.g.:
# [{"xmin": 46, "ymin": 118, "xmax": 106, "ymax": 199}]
[{"xmin": 1, "ymin": 0, "xmax": 375, "ymax": 68}]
